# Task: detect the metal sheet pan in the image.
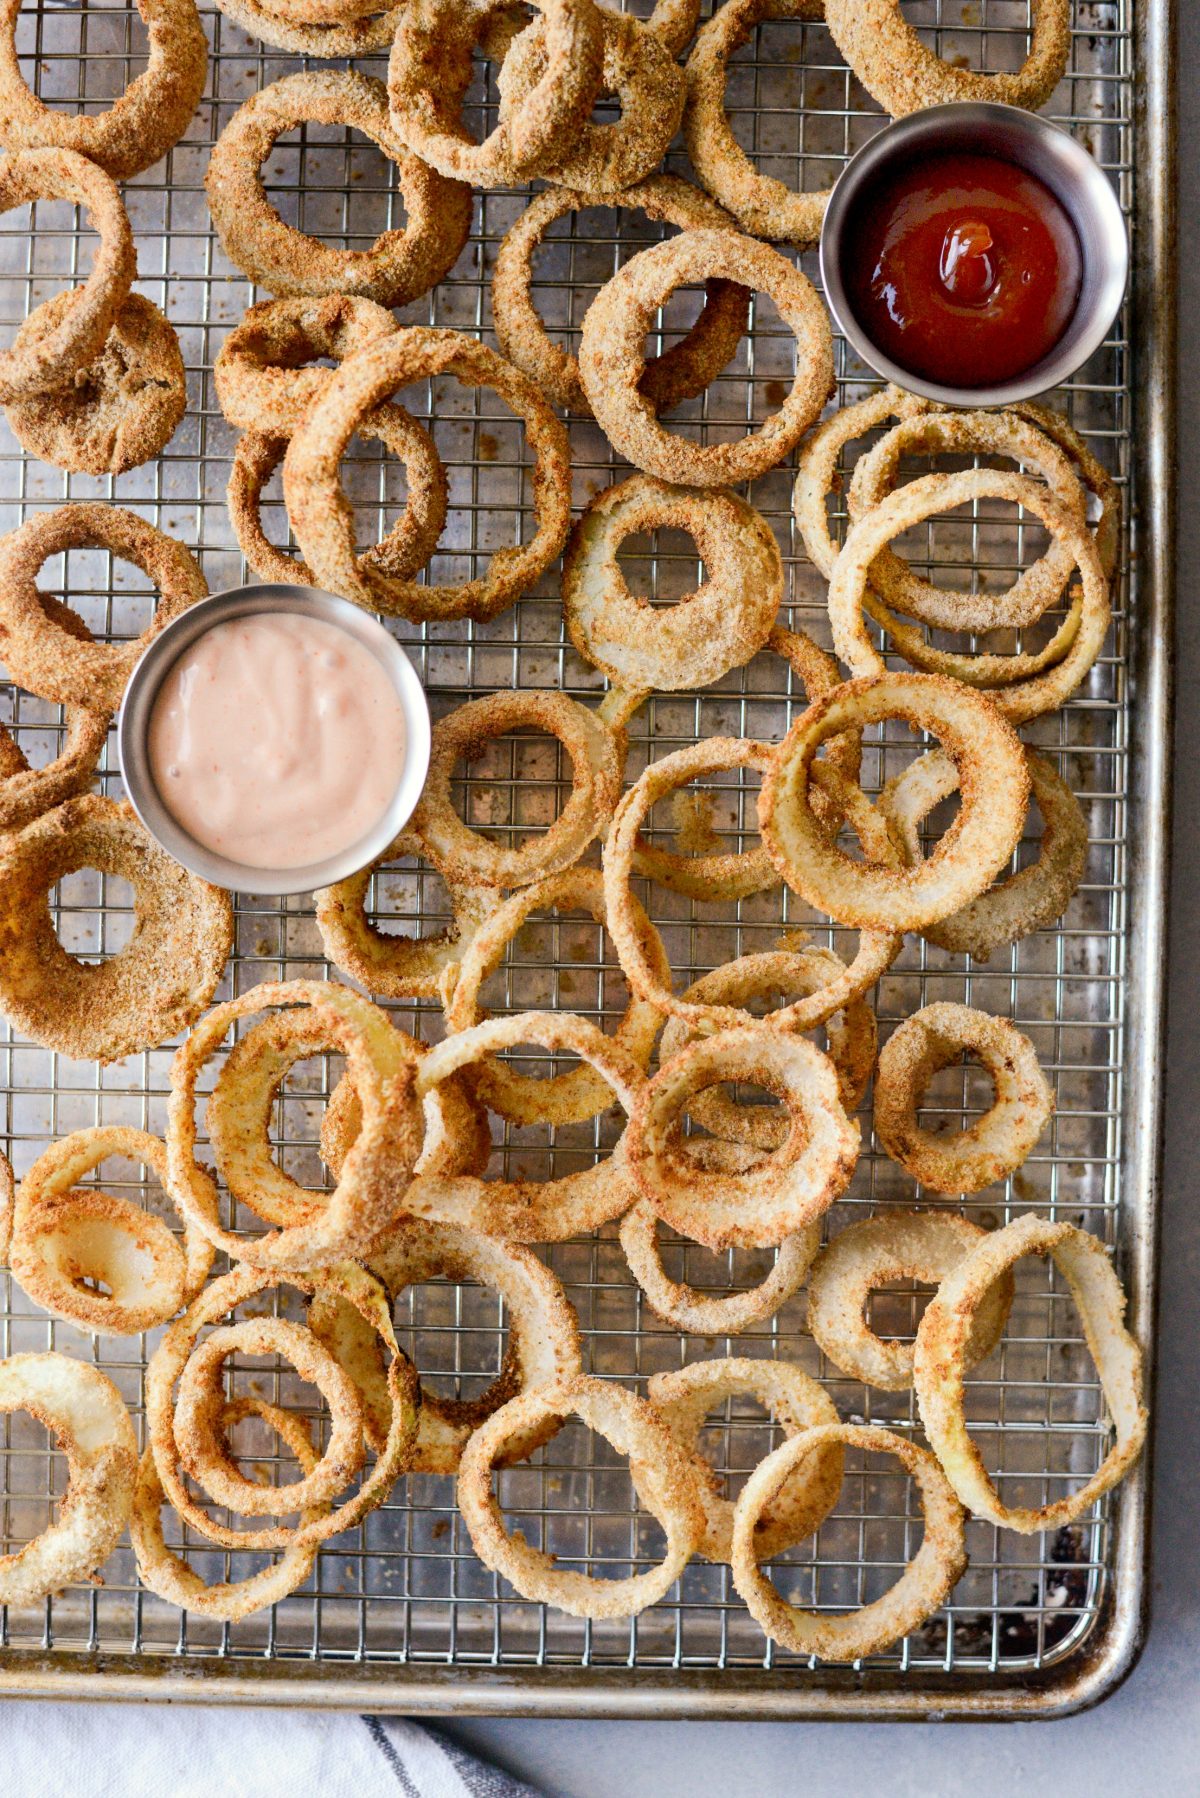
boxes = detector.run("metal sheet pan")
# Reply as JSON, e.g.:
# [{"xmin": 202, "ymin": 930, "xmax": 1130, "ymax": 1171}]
[{"xmin": 0, "ymin": 0, "xmax": 1173, "ymax": 1718}]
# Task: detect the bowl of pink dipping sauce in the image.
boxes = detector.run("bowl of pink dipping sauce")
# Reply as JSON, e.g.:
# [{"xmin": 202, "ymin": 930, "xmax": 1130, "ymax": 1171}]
[{"xmin": 118, "ymin": 584, "xmax": 431, "ymax": 894}]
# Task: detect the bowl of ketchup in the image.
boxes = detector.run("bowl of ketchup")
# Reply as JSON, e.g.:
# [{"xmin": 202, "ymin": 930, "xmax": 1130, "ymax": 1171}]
[{"xmin": 820, "ymin": 102, "xmax": 1128, "ymax": 407}]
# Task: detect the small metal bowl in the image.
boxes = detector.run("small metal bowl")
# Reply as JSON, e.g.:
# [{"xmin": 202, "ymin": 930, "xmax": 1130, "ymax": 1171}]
[
  {"xmin": 118, "ymin": 583, "xmax": 431, "ymax": 896},
  {"xmin": 819, "ymin": 101, "xmax": 1129, "ymax": 408}
]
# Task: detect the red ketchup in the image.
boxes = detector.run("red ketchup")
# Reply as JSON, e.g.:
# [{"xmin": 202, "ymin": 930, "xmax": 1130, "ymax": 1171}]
[{"xmin": 843, "ymin": 150, "xmax": 1083, "ymax": 388}]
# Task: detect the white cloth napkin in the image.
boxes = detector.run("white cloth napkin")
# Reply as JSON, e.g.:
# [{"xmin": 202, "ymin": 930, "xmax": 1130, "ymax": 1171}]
[{"xmin": 0, "ymin": 1702, "xmax": 543, "ymax": 1798}]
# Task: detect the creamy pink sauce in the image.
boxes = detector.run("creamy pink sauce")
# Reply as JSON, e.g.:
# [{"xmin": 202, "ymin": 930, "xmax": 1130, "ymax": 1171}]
[{"xmin": 147, "ymin": 612, "xmax": 406, "ymax": 871}]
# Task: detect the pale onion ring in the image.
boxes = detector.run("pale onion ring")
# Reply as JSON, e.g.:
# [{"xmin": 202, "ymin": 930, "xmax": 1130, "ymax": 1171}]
[
  {"xmin": 0, "ymin": 503, "xmax": 207, "ymax": 712},
  {"xmin": 878, "ymin": 748, "xmax": 1088, "ymax": 962},
  {"xmin": 0, "ymin": 0, "xmax": 206, "ymax": 181},
  {"xmin": 214, "ymin": 295, "xmax": 400, "ymax": 435},
  {"xmin": 562, "ymin": 475, "xmax": 782, "ymax": 691},
  {"xmin": 616, "ymin": 735, "xmax": 779, "ymax": 907},
  {"xmin": 578, "ymin": 226, "xmax": 833, "ymax": 486},
  {"xmin": 308, "ymin": 1217, "xmax": 583, "ymax": 1472},
  {"xmin": 457, "ymin": 1373, "xmax": 706, "ymax": 1618},
  {"xmin": 387, "ymin": 0, "xmax": 605, "ymax": 187},
  {"xmin": 684, "ymin": 0, "xmax": 830, "ymax": 246},
  {"xmin": 620, "ymin": 1196, "xmax": 820, "ymax": 1335},
  {"xmin": 497, "ymin": 7, "xmax": 685, "ymax": 194},
  {"xmin": 283, "ymin": 328, "xmax": 572, "ymax": 622},
  {"xmin": 913, "ymin": 1213, "xmax": 1147, "ymax": 1534},
  {"xmin": 131, "ymin": 1397, "xmax": 326, "ymax": 1621},
  {"xmin": 167, "ymin": 981, "xmax": 426, "ymax": 1272},
  {"xmin": 492, "ymin": 176, "xmax": 751, "ymax": 416},
  {"xmin": 826, "ymin": 470, "xmax": 1112, "ymax": 725},
  {"xmin": 443, "ymin": 866, "xmax": 670, "ymax": 1127},
  {"xmin": 626, "ymin": 1026, "xmax": 859, "ymax": 1249},
  {"xmin": 607, "ymin": 749, "xmax": 902, "ymax": 1028},
  {"xmin": 146, "ymin": 1261, "xmax": 419, "ymax": 1552},
  {"xmin": 659, "ymin": 947, "xmax": 877, "ymax": 1145},
  {"xmin": 0, "ymin": 1354, "xmax": 136, "ymax": 1605},
  {"xmin": 408, "ymin": 1011, "xmax": 645, "ymax": 1241},
  {"xmin": 730, "ymin": 1423, "xmax": 967, "ymax": 1661},
  {"xmin": 316, "ymin": 827, "xmax": 495, "ymax": 1003},
  {"xmin": 207, "ymin": 72, "xmax": 472, "ymax": 305},
  {"xmin": 648, "ymin": 1356, "xmax": 842, "ymax": 1562},
  {"xmin": 759, "ymin": 672, "xmax": 1030, "ymax": 933},
  {"xmin": 807, "ymin": 1210, "xmax": 1014, "ymax": 1391},
  {"xmin": 227, "ymin": 416, "xmax": 447, "ymax": 593},
  {"xmin": 412, "ymin": 690, "xmax": 623, "ymax": 889},
  {"xmin": 0, "ymin": 598, "xmax": 109, "ymax": 834},
  {"xmin": 10, "ymin": 1125, "xmax": 216, "ymax": 1337},
  {"xmin": 173, "ymin": 1317, "xmax": 365, "ymax": 1515},
  {"xmin": 824, "ymin": 0, "xmax": 1070, "ymax": 118},
  {"xmin": 0, "ymin": 795, "xmax": 233, "ymax": 1064},
  {"xmin": 873, "ymin": 1003, "xmax": 1054, "ymax": 1196}
]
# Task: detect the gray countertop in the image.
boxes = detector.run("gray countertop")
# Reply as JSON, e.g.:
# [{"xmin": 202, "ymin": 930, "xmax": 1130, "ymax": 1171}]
[{"xmin": 440, "ymin": 13, "xmax": 1199, "ymax": 1795}]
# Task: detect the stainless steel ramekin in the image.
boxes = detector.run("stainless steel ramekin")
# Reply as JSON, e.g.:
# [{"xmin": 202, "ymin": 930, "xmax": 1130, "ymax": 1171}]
[
  {"xmin": 118, "ymin": 583, "xmax": 431, "ymax": 896},
  {"xmin": 819, "ymin": 101, "xmax": 1129, "ymax": 408}
]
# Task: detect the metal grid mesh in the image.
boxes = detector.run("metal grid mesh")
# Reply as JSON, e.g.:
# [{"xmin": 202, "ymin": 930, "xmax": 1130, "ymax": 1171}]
[{"xmin": 0, "ymin": 0, "xmax": 1138, "ymax": 1689}]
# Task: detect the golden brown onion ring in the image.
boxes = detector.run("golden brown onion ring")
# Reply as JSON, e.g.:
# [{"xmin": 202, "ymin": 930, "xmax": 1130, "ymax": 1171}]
[
  {"xmin": 824, "ymin": 0, "xmax": 1070, "ymax": 118},
  {"xmin": 807, "ymin": 1209, "xmax": 1014, "ymax": 1391},
  {"xmin": 457, "ymin": 1373, "xmax": 706, "ymax": 1618},
  {"xmin": 0, "ymin": 796, "xmax": 232, "ymax": 1064},
  {"xmin": 214, "ymin": 0, "xmax": 404, "ymax": 53},
  {"xmin": 579, "ymin": 226, "xmax": 833, "ymax": 486},
  {"xmin": 214, "ymin": 295, "xmax": 400, "ymax": 434},
  {"xmin": 914, "ymin": 1213, "xmax": 1147, "ymax": 1533},
  {"xmin": 0, "ymin": 598, "xmax": 109, "ymax": 833},
  {"xmin": 874, "ymin": 1003, "xmax": 1054, "ymax": 1196},
  {"xmin": 730, "ymin": 1422, "xmax": 967, "ymax": 1661}
]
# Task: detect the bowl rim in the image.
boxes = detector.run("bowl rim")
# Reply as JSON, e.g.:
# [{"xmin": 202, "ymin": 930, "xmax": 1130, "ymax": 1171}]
[{"xmin": 117, "ymin": 582, "xmax": 432, "ymax": 896}]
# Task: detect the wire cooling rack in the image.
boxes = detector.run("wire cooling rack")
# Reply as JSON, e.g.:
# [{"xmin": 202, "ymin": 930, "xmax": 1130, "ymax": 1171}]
[{"xmin": 0, "ymin": 0, "xmax": 1170, "ymax": 1719}]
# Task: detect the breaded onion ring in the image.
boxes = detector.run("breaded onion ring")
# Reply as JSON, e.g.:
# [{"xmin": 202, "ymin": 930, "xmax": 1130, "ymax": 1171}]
[
  {"xmin": 413, "ymin": 690, "xmax": 622, "ymax": 889},
  {"xmin": 659, "ymin": 947, "xmax": 877, "ymax": 1144},
  {"xmin": 0, "ymin": 504, "xmax": 207, "ymax": 713},
  {"xmin": 146, "ymin": 1262, "xmax": 419, "ymax": 1552},
  {"xmin": 873, "ymin": 1003, "xmax": 1054, "ymax": 1196},
  {"xmin": 579, "ymin": 227, "xmax": 833, "ymax": 485},
  {"xmin": 457, "ymin": 1373, "xmax": 706, "ymax": 1617},
  {"xmin": 167, "ymin": 981, "xmax": 426, "ymax": 1271},
  {"xmin": 492, "ymin": 176, "xmax": 751, "ymax": 416},
  {"xmin": 824, "ymin": 0, "xmax": 1070, "ymax": 118},
  {"xmin": 316, "ymin": 827, "xmax": 494, "ymax": 1002},
  {"xmin": 0, "ymin": 149, "xmax": 134, "ymax": 403},
  {"xmin": 207, "ymin": 72, "xmax": 472, "ymax": 304},
  {"xmin": 320, "ymin": 1063, "xmax": 494, "ymax": 1190},
  {"xmin": 308, "ymin": 1217, "xmax": 582, "ymax": 1472},
  {"xmin": 228, "ymin": 415, "xmax": 447, "ymax": 592},
  {"xmin": 444, "ymin": 866, "xmax": 669, "ymax": 1127},
  {"xmin": 607, "ymin": 745, "xmax": 901, "ymax": 1027},
  {"xmin": 131, "ymin": 1397, "xmax": 326, "ymax": 1621},
  {"xmin": 563, "ymin": 476, "xmax": 782, "ymax": 691},
  {"xmin": 213, "ymin": 0, "xmax": 403, "ymax": 55},
  {"xmin": 0, "ymin": 1354, "xmax": 136, "ymax": 1605},
  {"xmin": 5, "ymin": 294, "xmax": 186, "ymax": 476},
  {"xmin": 0, "ymin": 796, "xmax": 232, "ymax": 1064},
  {"xmin": 684, "ymin": 0, "xmax": 831, "ymax": 246},
  {"xmin": 9, "ymin": 1126, "xmax": 216, "ymax": 1337},
  {"xmin": 173, "ymin": 1318, "xmax": 365, "ymax": 1515},
  {"xmin": 387, "ymin": 0, "xmax": 604, "ymax": 188},
  {"xmin": 0, "ymin": 599, "xmax": 109, "ymax": 833},
  {"xmin": 827, "ymin": 471, "xmax": 1112, "ymax": 725},
  {"xmin": 0, "ymin": 0, "xmax": 207, "ymax": 181},
  {"xmin": 807, "ymin": 1210, "xmax": 1014, "ymax": 1391},
  {"xmin": 409, "ymin": 1011, "xmax": 645, "ymax": 1241},
  {"xmin": 626, "ymin": 1026, "xmax": 858, "ymax": 1249},
  {"xmin": 497, "ymin": 8, "xmax": 685, "ymax": 194},
  {"xmin": 759, "ymin": 673, "xmax": 1030, "ymax": 933},
  {"xmin": 730, "ymin": 1423, "xmax": 967, "ymax": 1661},
  {"xmin": 643, "ymin": 0, "xmax": 701, "ymax": 57},
  {"xmin": 620, "ymin": 1192, "xmax": 820, "ymax": 1336},
  {"xmin": 283, "ymin": 329, "xmax": 571, "ymax": 622},
  {"xmin": 879, "ymin": 748, "xmax": 1088, "ymax": 961},
  {"xmin": 214, "ymin": 295, "xmax": 400, "ymax": 434},
  {"xmin": 648, "ymin": 1356, "xmax": 842, "ymax": 1562},
  {"xmin": 914, "ymin": 1213, "xmax": 1147, "ymax": 1533}
]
